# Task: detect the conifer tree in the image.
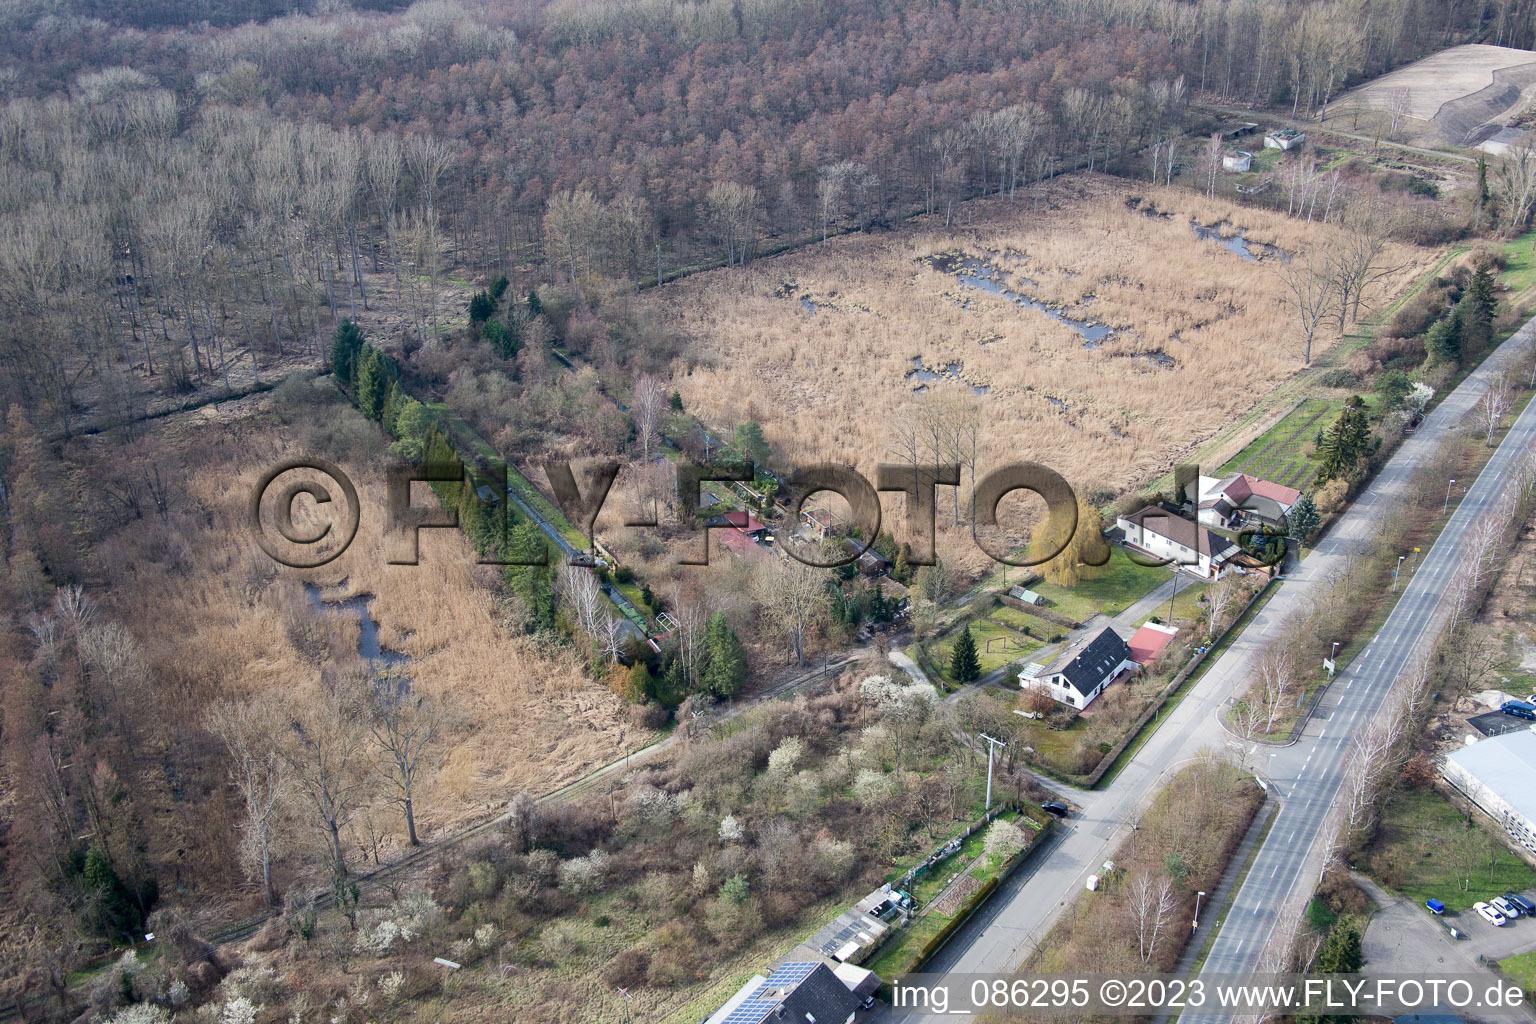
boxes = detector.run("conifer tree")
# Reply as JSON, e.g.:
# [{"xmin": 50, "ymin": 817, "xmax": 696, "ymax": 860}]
[
  {"xmin": 331, "ymin": 318, "xmax": 364, "ymax": 385},
  {"xmin": 505, "ymin": 519, "xmax": 555, "ymax": 630},
  {"xmin": 355, "ymin": 348, "xmax": 388, "ymax": 421},
  {"xmin": 950, "ymin": 624, "xmax": 981, "ymax": 682},
  {"xmin": 1287, "ymin": 492, "xmax": 1319, "ymax": 542},
  {"xmin": 701, "ymin": 610, "xmax": 748, "ymax": 698},
  {"xmin": 1425, "ymin": 311, "xmax": 1462, "ymax": 366}
]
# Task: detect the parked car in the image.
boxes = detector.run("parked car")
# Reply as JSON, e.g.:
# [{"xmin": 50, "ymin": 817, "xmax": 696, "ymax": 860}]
[
  {"xmin": 1042, "ymin": 800, "xmax": 1070, "ymax": 818},
  {"xmin": 1474, "ymin": 901, "xmax": 1508, "ymax": 927},
  {"xmin": 1425, "ymin": 898, "xmax": 1445, "ymax": 915},
  {"xmin": 1501, "ymin": 699, "xmax": 1536, "ymax": 720},
  {"xmin": 1491, "ymin": 896, "xmax": 1522, "ymax": 919},
  {"xmin": 1505, "ymin": 891, "xmax": 1536, "ymax": 916},
  {"xmin": 859, "ymin": 995, "xmax": 876, "ymax": 1011}
]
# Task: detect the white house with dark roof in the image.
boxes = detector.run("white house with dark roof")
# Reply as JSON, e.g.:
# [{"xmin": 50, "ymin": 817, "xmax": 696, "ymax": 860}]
[
  {"xmin": 1116, "ymin": 505, "xmax": 1240, "ymax": 579},
  {"xmin": 1018, "ymin": 627, "xmax": 1136, "ymax": 709}
]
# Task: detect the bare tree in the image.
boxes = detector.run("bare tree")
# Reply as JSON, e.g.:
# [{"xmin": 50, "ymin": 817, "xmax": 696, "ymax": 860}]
[
  {"xmin": 1198, "ymin": 131, "xmax": 1223, "ymax": 198},
  {"xmin": 206, "ymin": 698, "xmax": 287, "ymax": 905},
  {"xmin": 1204, "ymin": 575, "xmax": 1240, "ymax": 641},
  {"xmin": 1474, "ymin": 373, "xmax": 1514, "ymax": 446},
  {"xmin": 1256, "ymin": 644, "xmax": 1295, "ymax": 735},
  {"xmin": 1278, "ymin": 249, "xmax": 1338, "ymax": 364},
  {"xmin": 1494, "ymin": 139, "xmax": 1536, "ymax": 235},
  {"xmin": 368, "ymin": 675, "xmax": 441, "ymax": 847},
  {"xmin": 1230, "ymin": 696, "xmax": 1266, "ymax": 769},
  {"xmin": 1329, "ymin": 199, "xmax": 1404, "ymax": 325},
  {"xmin": 283, "ymin": 688, "xmax": 368, "ymax": 881},
  {"xmin": 598, "ymin": 613, "xmax": 628, "ymax": 664},
  {"xmin": 1386, "ymin": 86, "xmax": 1413, "ymax": 139},
  {"xmin": 754, "ymin": 559, "xmax": 828, "ymax": 665},
  {"xmin": 559, "ymin": 564, "xmax": 606, "ymax": 643},
  {"xmin": 1127, "ymin": 871, "xmax": 1179, "ymax": 964},
  {"xmin": 672, "ymin": 594, "xmax": 708, "ymax": 691},
  {"xmin": 1343, "ymin": 711, "xmax": 1403, "ymax": 837},
  {"xmin": 631, "ymin": 373, "xmax": 667, "ymax": 465}
]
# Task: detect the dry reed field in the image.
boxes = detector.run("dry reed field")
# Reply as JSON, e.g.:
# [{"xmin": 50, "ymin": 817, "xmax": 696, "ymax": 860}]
[
  {"xmin": 661, "ymin": 176, "xmax": 1434, "ymax": 506},
  {"xmin": 87, "ymin": 389, "xmax": 642, "ymax": 863}
]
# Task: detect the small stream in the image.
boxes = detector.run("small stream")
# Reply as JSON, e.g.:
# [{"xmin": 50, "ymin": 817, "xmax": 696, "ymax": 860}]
[
  {"xmin": 925, "ymin": 251, "xmax": 1112, "ymax": 343},
  {"xmin": 1189, "ymin": 220, "xmax": 1279, "ymax": 261},
  {"xmin": 304, "ymin": 582, "xmax": 409, "ymax": 668}
]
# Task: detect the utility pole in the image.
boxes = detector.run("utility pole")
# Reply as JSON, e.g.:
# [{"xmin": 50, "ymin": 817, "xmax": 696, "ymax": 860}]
[
  {"xmin": 980, "ymin": 733, "xmax": 1006, "ymax": 811},
  {"xmin": 656, "ymin": 244, "xmax": 662, "ymax": 289}
]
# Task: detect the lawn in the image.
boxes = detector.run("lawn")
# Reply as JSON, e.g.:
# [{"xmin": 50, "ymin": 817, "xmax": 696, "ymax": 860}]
[
  {"xmin": 1365, "ymin": 787, "xmax": 1536, "ymax": 913},
  {"xmin": 1500, "ymin": 228, "xmax": 1536, "ymax": 293},
  {"xmin": 1028, "ymin": 552, "xmax": 1171, "ymax": 622},
  {"xmin": 1135, "ymin": 577, "xmax": 1208, "ymax": 628},
  {"xmin": 1497, "ymin": 949, "xmax": 1536, "ymax": 1003},
  {"xmin": 925, "ymin": 618, "xmax": 1043, "ymax": 684}
]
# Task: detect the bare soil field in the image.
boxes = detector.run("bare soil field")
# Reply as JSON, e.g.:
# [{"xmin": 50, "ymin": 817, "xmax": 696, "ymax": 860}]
[
  {"xmin": 659, "ymin": 176, "xmax": 1433, "ymax": 509},
  {"xmin": 1333, "ymin": 43, "xmax": 1536, "ymax": 146}
]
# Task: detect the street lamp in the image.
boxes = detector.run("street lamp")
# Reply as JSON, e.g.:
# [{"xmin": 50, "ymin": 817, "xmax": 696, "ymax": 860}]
[
  {"xmin": 1393, "ymin": 555, "xmax": 1405, "ymax": 592},
  {"xmin": 1444, "ymin": 478, "xmax": 1457, "ymax": 515},
  {"xmin": 1193, "ymin": 890, "xmax": 1207, "ymax": 930},
  {"xmin": 1331, "ymin": 641, "xmax": 1340, "ymax": 659}
]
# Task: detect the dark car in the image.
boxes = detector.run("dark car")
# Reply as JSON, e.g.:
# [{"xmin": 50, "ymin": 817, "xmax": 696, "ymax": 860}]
[
  {"xmin": 1042, "ymin": 800, "xmax": 1070, "ymax": 819},
  {"xmin": 1506, "ymin": 891, "xmax": 1536, "ymax": 916}
]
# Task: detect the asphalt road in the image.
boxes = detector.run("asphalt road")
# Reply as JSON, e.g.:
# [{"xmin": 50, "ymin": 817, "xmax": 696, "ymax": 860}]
[
  {"xmin": 1188, "ymin": 322, "xmax": 1536, "ymax": 1012},
  {"xmin": 888, "ymin": 320, "xmax": 1536, "ymax": 1023}
]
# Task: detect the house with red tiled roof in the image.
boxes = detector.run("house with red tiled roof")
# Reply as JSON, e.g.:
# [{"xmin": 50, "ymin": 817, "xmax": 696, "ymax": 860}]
[
  {"xmin": 1186, "ymin": 474, "xmax": 1300, "ymax": 531},
  {"xmin": 1127, "ymin": 622, "xmax": 1179, "ymax": 665}
]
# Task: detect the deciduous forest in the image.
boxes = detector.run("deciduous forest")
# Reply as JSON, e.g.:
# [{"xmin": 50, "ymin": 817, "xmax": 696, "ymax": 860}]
[{"xmin": 0, "ymin": 0, "xmax": 1524, "ymax": 1021}]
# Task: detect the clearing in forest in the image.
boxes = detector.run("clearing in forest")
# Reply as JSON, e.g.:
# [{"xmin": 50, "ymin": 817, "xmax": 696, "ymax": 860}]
[{"xmin": 661, "ymin": 176, "xmax": 1431, "ymax": 505}]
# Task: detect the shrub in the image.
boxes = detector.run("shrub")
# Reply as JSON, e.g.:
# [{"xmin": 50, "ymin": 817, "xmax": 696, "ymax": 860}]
[
  {"xmin": 604, "ymin": 949, "xmax": 651, "ymax": 988},
  {"xmin": 1317, "ymin": 368, "xmax": 1361, "ymax": 389}
]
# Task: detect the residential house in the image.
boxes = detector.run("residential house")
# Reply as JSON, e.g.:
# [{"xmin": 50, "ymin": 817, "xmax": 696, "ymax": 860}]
[
  {"xmin": 704, "ymin": 509, "xmax": 775, "ymax": 562},
  {"xmin": 802, "ymin": 506, "xmax": 842, "ymax": 541},
  {"xmin": 1116, "ymin": 505, "xmax": 1240, "ymax": 579},
  {"xmin": 1222, "ymin": 150, "xmax": 1253, "ymax": 172},
  {"xmin": 1127, "ymin": 622, "xmax": 1179, "ymax": 666},
  {"xmin": 703, "ymin": 962, "xmax": 861, "ymax": 1024},
  {"xmin": 721, "ymin": 509, "xmax": 770, "ymax": 542},
  {"xmin": 1186, "ymin": 474, "xmax": 1300, "ymax": 530},
  {"xmin": 1018, "ymin": 627, "xmax": 1136, "ymax": 709},
  {"xmin": 1264, "ymin": 128, "xmax": 1306, "ymax": 150}
]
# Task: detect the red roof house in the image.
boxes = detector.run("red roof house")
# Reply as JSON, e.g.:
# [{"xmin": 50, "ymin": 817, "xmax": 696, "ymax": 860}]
[{"xmin": 1127, "ymin": 622, "xmax": 1179, "ymax": 665}]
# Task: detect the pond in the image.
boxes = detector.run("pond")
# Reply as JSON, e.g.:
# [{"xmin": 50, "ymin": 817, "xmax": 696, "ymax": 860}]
[
  {"xmin": 905, "ymin": 357, "xmax": 989, "ymax": 395},
  {"xmin": 925, "ymin": 251, "xmax": 1112, "ymax": 343},
  {"xmin": 1190, "ymin": 220, "xmax": 1280, "ymax": 261},
  {"xmin": 304, "ymin": 582, "xmax": 409, "ymax": 668}
]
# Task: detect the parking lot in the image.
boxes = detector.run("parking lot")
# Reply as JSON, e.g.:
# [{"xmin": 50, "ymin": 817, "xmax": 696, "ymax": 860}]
[
  {"xmin": 1468, "ymin": 708, "xmax": 1536, "ymax": 738},
  {"xmin": 1357, "ymin": 874, "xmax": 1536, "ymax": 971}
]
